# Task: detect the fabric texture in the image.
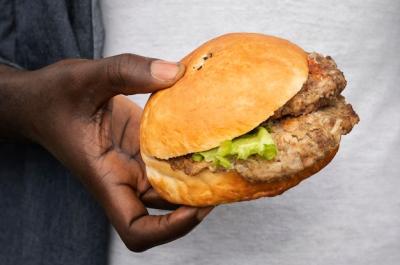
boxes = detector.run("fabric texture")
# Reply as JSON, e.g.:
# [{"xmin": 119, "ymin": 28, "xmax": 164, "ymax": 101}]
[
  {"xmin": 0, "ymin": 143, "xmax": 109, "ymax": 265},
  {"xmin": 0, "ymin": 1, "xmax": 108, "ymax": 265}
]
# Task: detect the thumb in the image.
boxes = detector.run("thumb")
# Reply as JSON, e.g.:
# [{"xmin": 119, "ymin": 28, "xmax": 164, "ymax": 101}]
[{"xmin": 90, "ymin": 53, "xmax": 185, "ymax": 99}]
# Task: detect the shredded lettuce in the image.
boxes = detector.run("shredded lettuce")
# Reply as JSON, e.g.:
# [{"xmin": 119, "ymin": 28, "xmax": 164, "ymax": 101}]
[{"xmin": 191, "ymin": 126, "xmax": 277, "ymax": 168}]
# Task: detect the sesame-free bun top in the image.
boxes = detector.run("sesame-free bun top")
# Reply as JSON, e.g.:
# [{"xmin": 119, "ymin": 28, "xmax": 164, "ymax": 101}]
[{"xmin": 140, "ymin": 33, "xmax": 308, "ymax": 159}]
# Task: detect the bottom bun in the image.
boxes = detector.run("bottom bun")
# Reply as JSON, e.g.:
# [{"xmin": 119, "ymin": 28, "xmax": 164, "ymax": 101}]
[{"xmin": 142, "ymin": 147, "xmax": 338, "ymax": 206}]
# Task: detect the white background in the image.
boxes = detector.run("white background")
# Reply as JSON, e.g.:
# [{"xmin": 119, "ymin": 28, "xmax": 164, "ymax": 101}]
[{"xmin": 101, "ymin": 0, "xmax": 400, "ymax": 264}]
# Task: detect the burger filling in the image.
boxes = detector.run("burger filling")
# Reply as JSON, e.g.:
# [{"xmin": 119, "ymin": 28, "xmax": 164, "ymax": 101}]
[{"xmin": 168, "ymin": 52, "xmax": 359, "ymax": 182}]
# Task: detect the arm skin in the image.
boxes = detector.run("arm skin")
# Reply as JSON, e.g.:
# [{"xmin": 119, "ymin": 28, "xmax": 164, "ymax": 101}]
[
  {"xmin": 0, "ymin": 64, "xmax": 33, "ymax": 140},
  {"xmin": 0, "ymin": 55, "xmax": 213, "ymax": 252}
]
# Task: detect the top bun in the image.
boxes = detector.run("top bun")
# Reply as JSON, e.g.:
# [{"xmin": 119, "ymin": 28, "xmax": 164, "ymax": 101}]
[{"xmin": 140, "ymin": 33, "xmax": 308, "ymax": 159}]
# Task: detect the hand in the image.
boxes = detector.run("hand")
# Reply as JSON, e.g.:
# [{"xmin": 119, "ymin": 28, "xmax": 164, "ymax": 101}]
[{"xmin": 0, "ymin": 54, "xmax": 213, "ymax": 252}]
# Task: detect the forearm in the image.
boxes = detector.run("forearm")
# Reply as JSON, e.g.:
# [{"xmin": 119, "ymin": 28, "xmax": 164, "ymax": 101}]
[
  {"xmin": 0, "ymin": 64, "xmax": 21, "ymax": 74},
  {"xmin": 0, "ymin": 64, "xmax": 34, "ymax": 140}
]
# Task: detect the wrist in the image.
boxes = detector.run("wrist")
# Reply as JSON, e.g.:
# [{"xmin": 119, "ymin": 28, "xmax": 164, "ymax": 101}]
[{"xmin": 0, "ymin": 65, "xmax": 39, "ymax": 142}]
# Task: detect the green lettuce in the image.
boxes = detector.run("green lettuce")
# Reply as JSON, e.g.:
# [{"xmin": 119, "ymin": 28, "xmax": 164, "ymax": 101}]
[{"xmin": 191, "ymin": 126, "xmax": 277, "ymax": 168}]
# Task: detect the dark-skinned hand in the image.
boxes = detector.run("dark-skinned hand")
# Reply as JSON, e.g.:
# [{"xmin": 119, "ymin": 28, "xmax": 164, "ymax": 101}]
[{"xmin": 0, "ymin": 54, "xmax": 213, "ymax": 252}]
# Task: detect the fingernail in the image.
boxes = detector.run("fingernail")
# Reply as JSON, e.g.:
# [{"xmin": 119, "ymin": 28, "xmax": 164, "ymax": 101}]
[
  {"xmin": 196, "ymin": 206, "xmax": 214, "ymax": 221},
  {"xmin": 151, "ymin": 60, "xmax": 182, "ymax": 82}
]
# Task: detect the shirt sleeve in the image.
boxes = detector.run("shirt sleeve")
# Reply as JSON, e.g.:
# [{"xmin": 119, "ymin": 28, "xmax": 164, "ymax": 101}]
[{"xmin": 0, "ymin": 56, "xmax": 23, "ymax": 69}]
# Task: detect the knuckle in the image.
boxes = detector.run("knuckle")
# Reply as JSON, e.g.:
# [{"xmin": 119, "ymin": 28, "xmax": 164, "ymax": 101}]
[{"xmin": 107, "ymin": 53, "xmax": 141, "ymax": 90}]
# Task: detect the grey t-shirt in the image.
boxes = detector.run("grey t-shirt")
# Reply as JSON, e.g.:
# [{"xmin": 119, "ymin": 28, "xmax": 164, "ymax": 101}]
[{"xmin": 101, "ymin": 0, "xmax": 400, "ymax": 264}]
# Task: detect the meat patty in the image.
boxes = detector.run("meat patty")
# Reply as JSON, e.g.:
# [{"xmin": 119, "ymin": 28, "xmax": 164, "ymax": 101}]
[
  {"xmin": 170, "ymin": 156, "xmax": 210, "ymax": 175},
  {"xmin": 169, "ymin": 97, "xmax": 359, "ymax": 181},
  {"xmin": 167, "ymin": 52, "xmax": 359, "ymax": 182},
  {"xmin": 235, "ymin": 96, "xmax": 359, "ymax": 182},
  {"xmin": 272, "ymin": 52, "xmax": 346, "ymax": 119}
]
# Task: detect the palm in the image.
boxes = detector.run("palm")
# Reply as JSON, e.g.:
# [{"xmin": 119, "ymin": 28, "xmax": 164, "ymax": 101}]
[{"xmin": 91, "ymin": 95, "xmax": 173, "ymax": 210}]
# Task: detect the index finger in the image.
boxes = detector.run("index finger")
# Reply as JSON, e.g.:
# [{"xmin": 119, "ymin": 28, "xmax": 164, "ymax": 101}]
[
  {"xmin": 125, "ymin": 206, "xmax": 213, "ymax": 252},
  {"xmin": 100, "ymin": 175, "xmax": 213, "ymax": 252}
]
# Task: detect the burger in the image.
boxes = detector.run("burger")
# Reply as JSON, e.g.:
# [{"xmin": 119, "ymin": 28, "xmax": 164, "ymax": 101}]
[{"xmin": 140, "ymin": 33, "xmax": 359, "ymax": 206}]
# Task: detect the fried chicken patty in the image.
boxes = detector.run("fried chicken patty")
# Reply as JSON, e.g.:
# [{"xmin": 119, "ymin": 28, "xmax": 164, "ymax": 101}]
[{"xmin": 168, "ymin": 53, "xmax": 359, "ymax": 182}]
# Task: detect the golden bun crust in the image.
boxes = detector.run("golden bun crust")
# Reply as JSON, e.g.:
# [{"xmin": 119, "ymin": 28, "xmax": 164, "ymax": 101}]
[
  {"xmin": 140, "ymin": 33, "xmax": 308, "ymax": 159},
  {"xmin": 142, "ymin": 147, "xmax": 338, "ymax": 206}
]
